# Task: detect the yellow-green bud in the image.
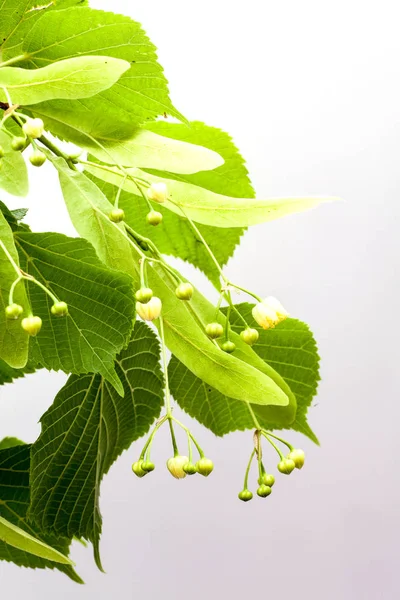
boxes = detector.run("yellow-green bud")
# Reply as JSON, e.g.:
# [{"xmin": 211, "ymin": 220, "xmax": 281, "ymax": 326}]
[
  {"xmin": 29, "ymin": 150, "xmax": 46, "ymax": 167},
  {"xmin": 175, "ymin": 282, "xmax": 193, "ymax": 301},
  {"xmin": 258, "ymin": 473, "xmax": 275, "ymax": 487},
  {"xmin": 141, "ymin": 461, "xmax": 155, "ymax": 472},
  {"xmin": 109, "ymin": 208, "xmax": 125, "ymax": 223},
  {"xmin": 167, "ymin": 455, "xmax": 189, "ymax": 479},
  {"xmin": 136, "ymin": 296, "xmax": 162, "ymax": 321},
  {"xmin": 196, "ymin": 457, "xmax": 214, "ymax": 477},
  {"xmin": 277, "ymin": 458, "xmax": 296, "ymax": 475},
  {"xmin": 21, "ymin": 316, "xmax": 42, "ymax": 336},
  {"xmin": 183, "ymin": 462, "xmax": 197, "ymax": 475},
  {"xmin": 22, "ymin": 117, "xmax": 44, "ymax": 139},
  {"xmin": 11, "ymin": 137, "xmax": 26, "ymax": 152},
  {"xmin": 135, "ymin": 287, "xmax": 153, "ymax": 304},
  {"xmin": 51, "ymin": 301, "xmax": 68, "ymax": 317},
  {"xmin": 240, "ymin": 327, "xmax": 259, "ymax": 345},
  {"xmin": 288, "ymin": 449, "xmax": 305, "ymax": 469},
  {"xmin": 238, "ymin": 489, "xmax": 253, "ymax": 502},
  {"xmin": 132, "ymin": 460, "xmax": 147, "ymax": 478},
  {"xmin": 147, "ymin": 182, "xmax": 168, "ymax": 204},
  {"xmin": 5, "ymin": 303, "xmax": 23, "ymax": 320},
  {"xmin": 205, "ymin": 322, "xmax": 224, "ymax": 339},
  {"xmin": 257, "ymin": 484, "xmax": 272, "ymax": 498},
  {"xmin": 221, "ymin": 340, "xmax": 236, "ymax": 353},
  {"xmin": 146, "ymin": 210, "xmax": 163, "ymax": 226}
]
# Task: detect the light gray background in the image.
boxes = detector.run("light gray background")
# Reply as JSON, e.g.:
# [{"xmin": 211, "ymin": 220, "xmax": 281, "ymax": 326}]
[{"xmin": 1, "ymin": 0, "xmax": 399, "ymax": 598}]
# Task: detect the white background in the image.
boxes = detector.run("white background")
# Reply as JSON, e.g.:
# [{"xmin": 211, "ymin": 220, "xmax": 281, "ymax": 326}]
[{"xmin": 1, "ymin": 0, "xmax": 399, "ymax": 598}]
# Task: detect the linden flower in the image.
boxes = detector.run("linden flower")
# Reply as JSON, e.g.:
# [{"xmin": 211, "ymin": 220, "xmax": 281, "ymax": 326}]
[
  {"xmin": 252, "ymin": 297, "xmax": 289, "ymax": 329},
  {"xmin": 147, "ymin": 182, "xmax": 168, "ymax": 204},
  {"xmin": 136, "ymin": 296, "xmax": 162, "ymax": 321}
]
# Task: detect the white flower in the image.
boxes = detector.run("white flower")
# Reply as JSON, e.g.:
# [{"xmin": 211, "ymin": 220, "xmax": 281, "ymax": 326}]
[
  {"xmin": 22, "ymin": 118, "xmax": 44, "ymax": 139},
  {"xmin": 252, "ymin": 301, "xmax": 279, "ymax": 330},
  {"xmin": 147, "ymin": 182, "xmax": 168, "ymax": 204},
  {"xmin": 264, "ymin": 296, "xmax": 289, "ymax": 319},
  {"xmin": 136, "ymin": 296, "xmax": 162, "ymax": 321}
]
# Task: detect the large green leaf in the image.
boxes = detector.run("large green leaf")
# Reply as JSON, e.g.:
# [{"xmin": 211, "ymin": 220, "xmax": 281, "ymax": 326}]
[
  {"xmin": 0, "ymin": 211, "xmax": 29, "ymax": 368},
  {"xmin": 0, "ymin": 127, "xmax": 28, "ymax": 197},
  {"xmin": 169, "ymin": 304, "xmax": 320, "ymax": 443},
  {"xmin": 84, "ymin": 162, "xmax": 332, "ymax": 228},
  {"xmin": 0, "ymin": 56, "xmax": 130, "ymax": 105},
  {"xmin": 55, "ymin": 162, "xmax": 294, "ymax": 414},
  {"xmin": 29, "ymin": 322, "xmax": 164, "ymax": 569},
  {"xmin": 0, "ymin": 443, "xmax": 82, "ymax": 582},
  {"xmin": 0, "ymin": 1, "xmax": 88, "ymax": 62},
  {"xmin": 19, "ymin": 6, "xmax": 184, "ymax": 144},
  {"xmin": 88, "ymin": 120, "xmax": 251, "ymax": 286},
  {"xmin": 15, "ymin": 231, "xmax": 136, "ymax": 394}
]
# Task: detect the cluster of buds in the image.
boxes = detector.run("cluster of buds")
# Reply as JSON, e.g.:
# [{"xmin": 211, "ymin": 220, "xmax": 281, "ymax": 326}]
[
  {"xmin": 252, "ymin": 296, "xmax": 289, "ymax": 330},
  {"xmin": 5, "ymin": 300, "xmax": 68, "ymax": 336},
  {"xmin": 9, "ymin": 118, "xmax": 47, "ymax": 167},
  {"xmin": 238, "ymin": 429, "xmax": 305, "ymax": 502},
  {"xmin": 135, "ymin": 281, "xmax": 194, "ymax": 323},
  {"xmin": 132, "ymin": 415, "xmax": 214, "ymax": 481},
  {"xmin": 146, "ymin": 182, "xmax": 168, "ymax": 226}
]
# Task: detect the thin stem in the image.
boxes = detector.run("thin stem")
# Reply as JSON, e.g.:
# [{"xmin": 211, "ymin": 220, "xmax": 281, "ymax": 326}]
[
  {"xmin": 261, "ymin": 431, "xmax": 285, "ymax": 460},
  {"xmin": 171, "ymin": 416, "xmax": 204, "ymax": 457},
  {"xmin": 8, "ymin": 276, "xmax": 22, "ymax": 305},
  {"xmin": 26, "ymin": 276, "xmax": 59, "ymax": 305},
  {"xmin": 0, "ymin": 54, "xmax": 29, "ymax": 68},
  {"xmin": 228, "ymin": 282, "xmax": 262, "ymax": 302},
  {"xmin": 214, "ymin": 292, "xmax": 224, "ymax": 321},
  {"xmin": 247, "ymin": 404, "xmax": 262, "ymax": 430},
  {"xmin": 168, "ymin": 417, "xmax": 179, "ymax": 455},
  {"xmin": 139, "ymin": 415, "xmax": 168, "ymax": 459},
  {"xmin": 139, "ymin": 257, "xmax": 147, "ymax": 288},
  {"xmin": 0, "ymin": 239, "xmax": 22, "ymax": 276},
  {"xmin": 224, "ymin": 302, "xmax": 231, "ymax": 340},
  {"xmin": 159, "ymin": 315, "xmax": 172, "ymax": 415},
  {"xmin": 38, "ymin": 134, "xmax": 77, "ymax": 170},
  {"xmin": 114, "ymin": 175, "xmax": 127, "ymax": 208},
  {"xmin": 243, "ymin": 448, "xmax": 256, "ymax": 490},
  {"xmin": 264, "ymin": 431, "xmax": 294, "ymax": 452},
  {"xmin": 225, "ymin": 290, "xmax": 249, "ymax": 328}
]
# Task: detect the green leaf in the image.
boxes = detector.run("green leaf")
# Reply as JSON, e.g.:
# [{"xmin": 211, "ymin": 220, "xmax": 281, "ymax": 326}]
[
  {"xmin": 20, "ymin": 6, "xmax": 184, "ymax": 144},
  {"xmin": 0, "ymin": 437, "xmax": 25, "ymax": 450},
  {"xmin": 56, "ymin": 167, "xmax": 294, "ymax": 414},
  {"xmin": 29, "ymin": 321, "xmax": 164, "ymax": 569},
  {"xmin": 0, "ymin": 55, "xmax": 130, "ymax": 105},
  {"xmin": 0, "ymin": 443, "xmax": 82, "ymax": 582},
  {"xmin": 0, "ymin": 357, "xmax": 36, "ymax": 385},
  {"xmin": 0, "ymin": 210, "xmax": 29, "ymax": 368},
  {"xmin": 15, "ymin": 231, "xmax": 136, "ymax": 394},
  {"xmin": 0, "ymin": 127, "xmax": 28, "ymax": 197},
  {"xmin": 84, "ymin": 163, "xmax": 333, "ymax": 228},
  {"xmin": 169, "ymin": 303, "xmax": 320, "ymax": 442}
]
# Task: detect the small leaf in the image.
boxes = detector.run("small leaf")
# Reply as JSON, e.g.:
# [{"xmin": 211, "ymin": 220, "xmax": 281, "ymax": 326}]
[
  {"xmin": 0, "ymin": 127, "xmax": 28, "ymax": 197},
  {"xmin": 0, "ymin": 443, "xmax": 82, "ymax": 582},
  {"xmin": 0, "ymin": 55, "xmax": 130, "ymax": 105},
  {"xmin": 15, "ymin": 231, "xmax": 136, "ymax": 394},
  {"xmin": 0, "ymin": 437, "xmax": 25, "ymax": 450},
  {"xmin": 0, "ymin": 210, "xmax": 29, "ymax": 368},
  {"xmin": 0, "ymin": 357, "xmax": 37, "ymax": 385},
  {"xmin": 84, "ymin": 163, "xmax": 333, "ymax": 228},
  {"xmin": 29, "ymin": 322, "xmax": 164, "ymax": 569}
]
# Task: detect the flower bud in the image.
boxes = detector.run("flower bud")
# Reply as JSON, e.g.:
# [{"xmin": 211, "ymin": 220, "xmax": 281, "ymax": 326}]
[
  {"xmin": 109, "ymin": 208, "xmax": 125, "ymax": 223},
  {"xmin": 5, "ymin": 303, "xmax": 23, "ymax": 320},
  {"xmin": 167, "ymin": 455, "xmax": 189, "ymax": 479},
  {"xmin": 135, "ymin": 287, "xmax": 153, "ymax": 304},
  {"xmin": 132, "ymin": 460, "xmax": 147, "ymax": 478},
  {"xmin": 21, "ymin": 316, "xmax": 42, "ymax": 336},
  {"xmin": 238, "ymin": 489, "xmax": 253, "ymax": 502},
  {"xmin": 257, "ymin": 484, "xmax": 272, "ymax": 498},
  {"xmin": 264, "ymin": 296, "xmax": 289, "ymax": 320},
  {"xmin": 252, "ymin": 301, "xmax": 278, "ymax": 330},
  {"xmin": 175, "ymin": 282, "xmax": 193, "ymax": 301},
  {"xmin": 183, "ymin": 462, "xmax": 197, "ymax": 475},
  {"xmin": 288, "ymin": 448, "xmax": 305, "ymax": 469},
  {"xmin": 141, "ymin": 461, "xmax": 155, "ymax": 472},
  {"xmin": 205, "ymin": 322, "xmax": 224, "ymax": 339},
  {"xmin": 240, "ymin": 327, "xmax": 259, "ymax": 345},
  {"xmin": 258, "ymin": 473, "xmax": 275, "ymax": 487},
  {"xmin": 221, "ymin": 340, "xmax": 236, "ymax": 353},
  {"xmin": 0, "ymin": 145, "xmax": 4, "ymax": 159},
  {"xmin": 51, "ymin": 301, "xmax": 68, "ymax": 317},
  {"xmin": 277, "ymin": 458, "xmax": 296, "ymax": 475},
  {"xmin": 196, "ymin": 457, "xmax": 214, "ymax": 477},
  {"xmin": 11, "ymin": 137, "xmax": 26, "ymax": 152},
  {"xmin": 146, "ymin": 210, "xmax": 163, "ymax": 226},
  {"xmin": 22, "ymin": 117, "xmax": 44, "ymax": 139},
  {"xmin": 136, "ymin": 296, "xmax": 162, "ymax": 321},
  {"xmin": 147, "ymin": 182, "xmax": 168, "ymax": 204},
  {"xmin": 29, "ymin": 150, "xmax": 46, "ymax": 167}
]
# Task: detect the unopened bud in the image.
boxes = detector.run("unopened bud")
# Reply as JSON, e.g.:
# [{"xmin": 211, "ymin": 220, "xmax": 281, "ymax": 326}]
[
  {"xmin": 175, "ymin": 282, "xmax": 193, "ymax": 301},
  {"xmin": 183, "ymin": 462, "xmax": 197, "ymax": 475},
  {"xmin": 5, "ymin": 303, "xmax": 23, "ymax": 320},
  {"xmin": 205, "ymin": 322, "xmax": 224, "ymax": 339},
  {"xmin": 132, "ymin": 460, "xmax": 147, "ymax": 478},
  {"xmin": 29, "ymin": 150, "xmax": 46, "ymax": 167},
  {"xmin": 146, "ymin": 210, "xmax": 163, "ymax": 226},
  {"xmin": 196, "ymin": 457, "xmax": 214, "ymax": 477},
  {"xmin": 141, "ymin": 461, "xmax": 155, "ymax": 472},
  {"xmin": 22, "ymin": 117, "xmax": 44, "ymax": 139},
  {"xmin": 109, "ymin": 208, "xmax": 125, "ymax": 223},
  {"xmin": 288, "ymin": 449, "xmax": 305, "ymax": 469},
  {"xmin": 221, "ymin": 340, "xmax": 236, "ymax": 353},
  {"xmin": 11, "ymin": 137, "xmax": 26, "ymax": 152},
  {"xmin": 51, "ymin": 301, "xmax": 68, "ymax": 317},
  {"xmin": 136, "ymin": 296, "xmax": 162, "ymax": 321},
  {"xmin": 238, "ymin": 489, "xmax": 253, "ymax": 502},
  {"xmin": 21, "ymin": 316, "xmax": 42, "ymax": 336},
  {"xmin": 240, "ymin": 327, "xmax": 259, "ymax": 345},
  {"xmin": 147, "ymin": 182, "xmax": 168, "ymax": 204},
  {"xmin": 167, "ymin": 455, "xmax": 189, "ymax": 479},
  {"xmin": 135, "ymin": 287, "xmax": 153, "ymax": 304},
  {"xmin": 277, "ymin": 458, "xmax": 296, "ymax": 475},
  {"xmin": 258, "ymin": 473, "xmax": 275, "ymax": 487}
]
